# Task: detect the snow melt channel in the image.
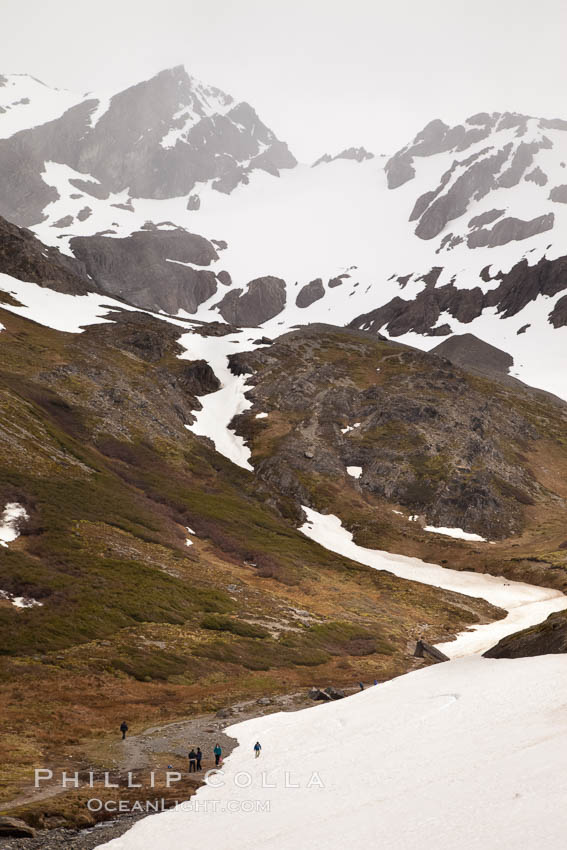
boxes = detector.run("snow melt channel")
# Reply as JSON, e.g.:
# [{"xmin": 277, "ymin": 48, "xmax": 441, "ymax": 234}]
[
  {"xmin": 300, "ymin": 507, "xmax": 567, "ymax": 658},
  {"xmin": 180, "ymin": 331, "xmax": 257, "ymax": 471}
]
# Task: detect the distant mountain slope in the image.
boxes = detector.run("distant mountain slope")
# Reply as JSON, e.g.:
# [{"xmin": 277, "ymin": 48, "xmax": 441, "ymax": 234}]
[
  {"xmin": 1, "ymin": 71, "xmax": 566, "ymax": 399},
  {"xmin": 0, "ymin": 66, "xmax": 296, "ymax": 227}
]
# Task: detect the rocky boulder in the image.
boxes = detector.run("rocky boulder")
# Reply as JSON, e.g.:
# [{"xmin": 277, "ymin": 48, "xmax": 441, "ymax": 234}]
[
  {"xmin": 296, "ymin": 278, "xmax": 325, "ymax": 308},
  {"xmin": 216, "ymin": 276, "xmax": 286, "ymax": 326}
]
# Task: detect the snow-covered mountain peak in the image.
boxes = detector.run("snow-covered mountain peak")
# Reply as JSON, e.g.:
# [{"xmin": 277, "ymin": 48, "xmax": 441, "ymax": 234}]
[{"xmin": 0, "ymin": 72, "xmax": 84, "ymax": 139}]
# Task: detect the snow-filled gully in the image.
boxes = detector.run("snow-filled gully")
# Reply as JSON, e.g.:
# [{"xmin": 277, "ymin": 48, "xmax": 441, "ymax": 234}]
[{"xmin": 179, "ymin": 330, "xmax": 258, "ymax": 471}]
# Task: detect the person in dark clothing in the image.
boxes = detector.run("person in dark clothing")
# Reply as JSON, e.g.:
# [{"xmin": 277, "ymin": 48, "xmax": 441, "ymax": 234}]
[
  {"xmin": 188, "ymin": 749, "xmax": 197, "ymax": 773},
  {"xmin": 213, "ymin": 743, "xmax": 222, "ymax": 766},
  {"xmin": 358, "ymin": 682, "xmax": 364, "ymax": 691},
  {"xmin": 196, "ymin": 747, "xmax": 202, "ymax": 770},
  {"xmin": 254, "ymin": 741, "xmax": 262, "ymax": 758},
  {"xmin": 120, "ymin": 721, "xmax": 128, "ymax": 740}
]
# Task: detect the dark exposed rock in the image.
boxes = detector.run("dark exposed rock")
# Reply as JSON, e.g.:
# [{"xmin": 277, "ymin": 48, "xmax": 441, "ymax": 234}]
[
  {"xmin": 232, "ymin": 325, "xmax": 553, "ymax": 540},
  {"xmin": 496, "ymin": 112, "xmax": 529, "ymax": 134},
  {"xmin": 430, "ymin": 334, "xmax": 513, "ymax": 379},
  {"xmin": 70, "ymin": 229, "xmax": 219, "ymax": 313},
  {"xmin": 216, "ymin": 270, "xmax": 232, "ymax": 286},
  {"xmin": 177, "ymin": 359, "xmax": 221, "ymax": 395},
  {"xmin": 51, "ymin": 214, "xmax": 74, "ymax": 228},
  {"xmin": 309, "ymin": 688, "xmax": 331, "ymax": 701},
  {"xmin": 415, "ymin": 145, "xmax": 512, "ymax": 239},
  {"xmin": 350, "ymin": 253, "xmax": 567, "ymax": 337},
  {"xmin": 192, "ymin": 320, "xmax": 240, "ymax": 337},
  {"xmin": 549, "ymin": 294, "xmax": 567, "ymax": 328},
  {"xmin": 187, "ymin": 193, "xmax": 201, "ymax": 210},
  {"xmin": 517, "ymin": 324, "xmax": 530, "ymax": 335},
  {"xmin": 85, "ymin": 310, "xmax": 185, "ymax": 362},
  {"xmin": 539, "ymin": 117, "xmax": 567, "ymax": 132},
  {"xmin": 77, "ymin": 206, "xmax": 92, "ymax": 222},
  {"xmin": 328, "ymin": 275, "xmax": 349, "ymax": 288},
  {"xmin": 497, "ymin": 141, "xmax": 540, "ymax": 188},
  {"xmin": 468, "ymin": 209, "xmax": 505, "ymax": 228},
  {"xmin": 296, "ymin": 278, "xmax": 325, "ymax": 308},
  {"xmin": 312, "ymin": 147, "xmax": 373, "ymax": 167},
  {"xmin": 0, "ymin": 816, "xmax": 36, "ymax": 837},
  {"xmin": 385, "ymin": 118, "xmax": 492, "ymax": 190},
  {"xmin": 69, "ymin": 178, "xmax": 110, "ymax": 200},
  {"xmin": 215, "ymin": 276, "xmax": 286, "ymax": 326},
  {"xmin": 484, "ymin": 610, "xmax": 567, "ymax": 658},
  {"xmin": 414, "ymin": 639, "xmax": 449, "ymax": 662},
  {"xmin": 525, "ymin": 166, "xmax": 548, "ymax": 186},
  {"xmin": 467, "ymin": 213, "xmax": 554, "ymax": 248},
  {"xmin": 466, "ymin": 112, "xmax": 497, "ymax": 127},
  {"xmin": 0, "ymin": 214, "xmax": 90, "ymax": 294},
  {"xmin": 549, "ymin": 184, "xmax": 567, "ymax": 203}
]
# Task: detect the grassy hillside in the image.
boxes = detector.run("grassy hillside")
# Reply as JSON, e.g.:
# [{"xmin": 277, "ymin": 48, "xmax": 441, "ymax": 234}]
[{"xmin": 0, "ymin": 308, "xmax": 499, "ymax": 815}]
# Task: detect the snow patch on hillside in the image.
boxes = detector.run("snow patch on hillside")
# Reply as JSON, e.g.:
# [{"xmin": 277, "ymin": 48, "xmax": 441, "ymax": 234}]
[
  {"xmin": 0, "ymin": 273, "xmax": 133, "ymax": 332},
  {"xmin": 0, "ymin": 502, "xmax": 28, "ymax": 547}
]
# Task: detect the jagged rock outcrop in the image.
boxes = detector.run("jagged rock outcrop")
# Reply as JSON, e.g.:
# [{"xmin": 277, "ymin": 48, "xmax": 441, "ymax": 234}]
[
  {"xmin": 467, "ymin": 213, "xmax": 554, "ymax": 248},
  {"xmin": 215, "ymin": 276, "xmax": 286, "ymax": 326},
  {"xmin": 350, "ymin": 254, "xmax": 567, "ymax": 337},
  {"xmin": 312, "ymin": 147, "xmax": 374, "ymax": 167}
]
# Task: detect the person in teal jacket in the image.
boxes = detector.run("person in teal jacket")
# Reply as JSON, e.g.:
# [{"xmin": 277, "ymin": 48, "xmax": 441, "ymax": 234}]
[
  {"xmin": 254, "ymin": 741, "xmax": 262, "ymax": 758},
  {"xmin": 214, "ymin": 743, "xmax": 222, "ymax": 766}
]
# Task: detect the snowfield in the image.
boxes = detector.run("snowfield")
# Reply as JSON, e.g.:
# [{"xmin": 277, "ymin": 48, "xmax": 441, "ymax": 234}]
[
  {"xmin": 98, "ymin": 655, "xmax": 567, "ymax": 850},
  {"xmin": 96, "ymin": 506, "xmax": 567, "ymax": 850}
]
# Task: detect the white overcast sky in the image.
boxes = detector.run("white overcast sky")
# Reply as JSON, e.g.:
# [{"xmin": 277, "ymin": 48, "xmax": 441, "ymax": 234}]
[{"xmin": 2, "ymin": 0, "xmax": 566, "ymax": 161}]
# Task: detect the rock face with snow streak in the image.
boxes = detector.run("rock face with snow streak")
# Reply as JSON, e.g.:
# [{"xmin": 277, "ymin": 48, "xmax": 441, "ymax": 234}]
[
  {"xmin": 70, "ymin": 228, "xmax": 220, "ymax": 313},
  {"xmin": 0, "ymin": 66, "xmax": 296, "ymax": 227}
]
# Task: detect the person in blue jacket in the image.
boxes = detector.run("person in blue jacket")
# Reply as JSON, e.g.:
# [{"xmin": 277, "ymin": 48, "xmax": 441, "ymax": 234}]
[{"xmin": 254, "ymin": 741, "xmax": 262, "ymax": 758}]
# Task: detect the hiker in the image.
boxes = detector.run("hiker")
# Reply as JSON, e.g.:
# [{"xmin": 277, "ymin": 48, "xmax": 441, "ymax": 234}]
[
  {"xmin": 196, "ymin": 747, "xmax": 202, "ymax": 770},
  {"xmin": 120, "ymin": 721, "xmax": 128, "ymax": 740},
  {"xmin": 214, "ymin": 743, "xmax": 222, "ymax": 767},
  {"xmin": 188, "ymin": 748, "xmax": 198, "ymax": 773},
  {"xmin": 254, "ymin": 741, "xmax": 262, "ymax": 759},
  {"xmin": 358, "ymin": 681, "xmax": 364, "ymax": 691},
  {"xmin": 374, "ymin": 679, "xmax": 378, "ymax": 686}
]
